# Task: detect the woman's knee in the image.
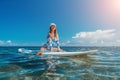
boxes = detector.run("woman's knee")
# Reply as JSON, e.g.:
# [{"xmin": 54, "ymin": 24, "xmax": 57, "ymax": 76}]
[{"xmin": 40, "ymin": 47, "xmax": 46, "ymax": 50}]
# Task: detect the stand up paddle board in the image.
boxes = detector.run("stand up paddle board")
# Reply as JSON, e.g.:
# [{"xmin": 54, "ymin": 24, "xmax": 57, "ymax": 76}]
[
  {"xmin": 18, "ymin": 48, "xmax": 98, "ymax": 57},
  {"xmin": 40, "ymin": 50, "xmax": 98, "ymax": 57}
]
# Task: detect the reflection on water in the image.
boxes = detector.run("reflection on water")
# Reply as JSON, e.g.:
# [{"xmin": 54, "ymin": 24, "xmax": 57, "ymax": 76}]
[{"xmin": 0, "ymin": 46, "xmax": 120, "ymax": 80}]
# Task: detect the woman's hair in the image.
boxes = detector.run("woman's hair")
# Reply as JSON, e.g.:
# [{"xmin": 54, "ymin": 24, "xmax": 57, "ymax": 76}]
[
  {"xmin": 47, "ymin": 23, "xmax": 57, "ymax": 38},
  {"xmin": 49, "ymin": 25, "xmax": 57, "ymax": 35}
]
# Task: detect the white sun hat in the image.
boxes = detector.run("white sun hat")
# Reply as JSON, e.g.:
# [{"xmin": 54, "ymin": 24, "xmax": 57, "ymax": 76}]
[{"xmin": 50, "ymin": 23, "xmax": 56, "ymax": 26}]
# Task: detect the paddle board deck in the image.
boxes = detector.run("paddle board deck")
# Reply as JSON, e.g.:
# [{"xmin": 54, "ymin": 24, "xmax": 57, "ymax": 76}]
[{"xmin": 41, "ymin": 50, "xmax": 98, "ymax": 57}]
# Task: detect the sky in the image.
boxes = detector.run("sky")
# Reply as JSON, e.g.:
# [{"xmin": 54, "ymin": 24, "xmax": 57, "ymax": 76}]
[{"xmin": 0, "ymin": 0, "xmax": 120, "ymax": 46}]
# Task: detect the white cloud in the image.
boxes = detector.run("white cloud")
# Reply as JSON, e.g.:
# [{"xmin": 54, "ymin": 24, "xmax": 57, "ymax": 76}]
[
  {"xmin": 72, "ymin": 29, "xmax": 116, "ymax": 40},
  {"xmin": 0, "ymin": 40, "xmax": 4, "ymax": 44},
  {"xmin": 116, "ymin": 39, "xmax": 120, "ymax": 43},
  {"xmin": 60, "ymin": 42, "xmax": 66, "ymax": 46},
  {"xmin": 0, "ymin": 40, "xmax": 13, "ymax": 46},
  {"xmin": 66, "ymin": 40, "xmax": 71, "ymax": 43},
  {"xmin": 0, "ymin": 40, "xmax": 42, "ymax": 46},
  {"xmin": 6, "ymin": 40, "xmax": 12, "ymax": 44},
  {"xmin": 70, "ymin": 29, "xmax": 120, "ymax": 46}
]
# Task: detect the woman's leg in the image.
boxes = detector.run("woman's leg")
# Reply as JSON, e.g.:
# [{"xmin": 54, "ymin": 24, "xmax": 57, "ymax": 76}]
[
  {"xmin": 55, "ymin": 40, "xmax": 62, "ymax": 52},
  {"xmin": 50, "ymin": 48, "xmax": 58, "ymax": 52},
  {"xmin": 47, "ymin": 39, "xmax": 53, "ymax": 51},
  {"xmin": 40, "ymin": 47, "xmax": 46, "ymax": 51},
  {"xmin": 36, "ymin": 47, "xmax": 46, "ymax": 55}
]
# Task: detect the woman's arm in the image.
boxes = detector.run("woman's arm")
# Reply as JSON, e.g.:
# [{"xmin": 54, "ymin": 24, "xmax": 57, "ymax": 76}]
[
  {"xmin": 48, "ymin": 33, "xmax": 52, "ymax": 39},
  {"xmin": 56, "ymin": 31, "xmax": 59, "ymax": 40}
]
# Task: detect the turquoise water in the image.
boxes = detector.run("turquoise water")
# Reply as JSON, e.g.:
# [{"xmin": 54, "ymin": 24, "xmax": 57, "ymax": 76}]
[{"xmin": 0, "ymin": 46, "xmax": 120, "ymax": 80}]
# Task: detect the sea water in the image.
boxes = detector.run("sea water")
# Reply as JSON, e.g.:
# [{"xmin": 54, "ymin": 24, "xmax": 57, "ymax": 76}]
[{"xmin": 0, "ymin": 46, "xmax": 120, "ymax": 80}]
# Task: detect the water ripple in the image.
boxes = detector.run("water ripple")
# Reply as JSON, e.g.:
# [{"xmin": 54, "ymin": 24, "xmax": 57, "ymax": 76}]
[{"xmin": 0, "ymin": 47, "xmax": 120, "ymax": 80}]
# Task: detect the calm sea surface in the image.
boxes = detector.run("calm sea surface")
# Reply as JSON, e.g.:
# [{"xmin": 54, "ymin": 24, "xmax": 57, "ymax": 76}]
[{"xmin": 0, "ymin": 46, "xmax": 120, "ymax": 80}]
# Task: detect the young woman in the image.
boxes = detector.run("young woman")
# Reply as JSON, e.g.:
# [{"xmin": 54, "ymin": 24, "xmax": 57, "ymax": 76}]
[{"xmin": 37, "ymin": 23, "xmax": 62, "ymax": 55}]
